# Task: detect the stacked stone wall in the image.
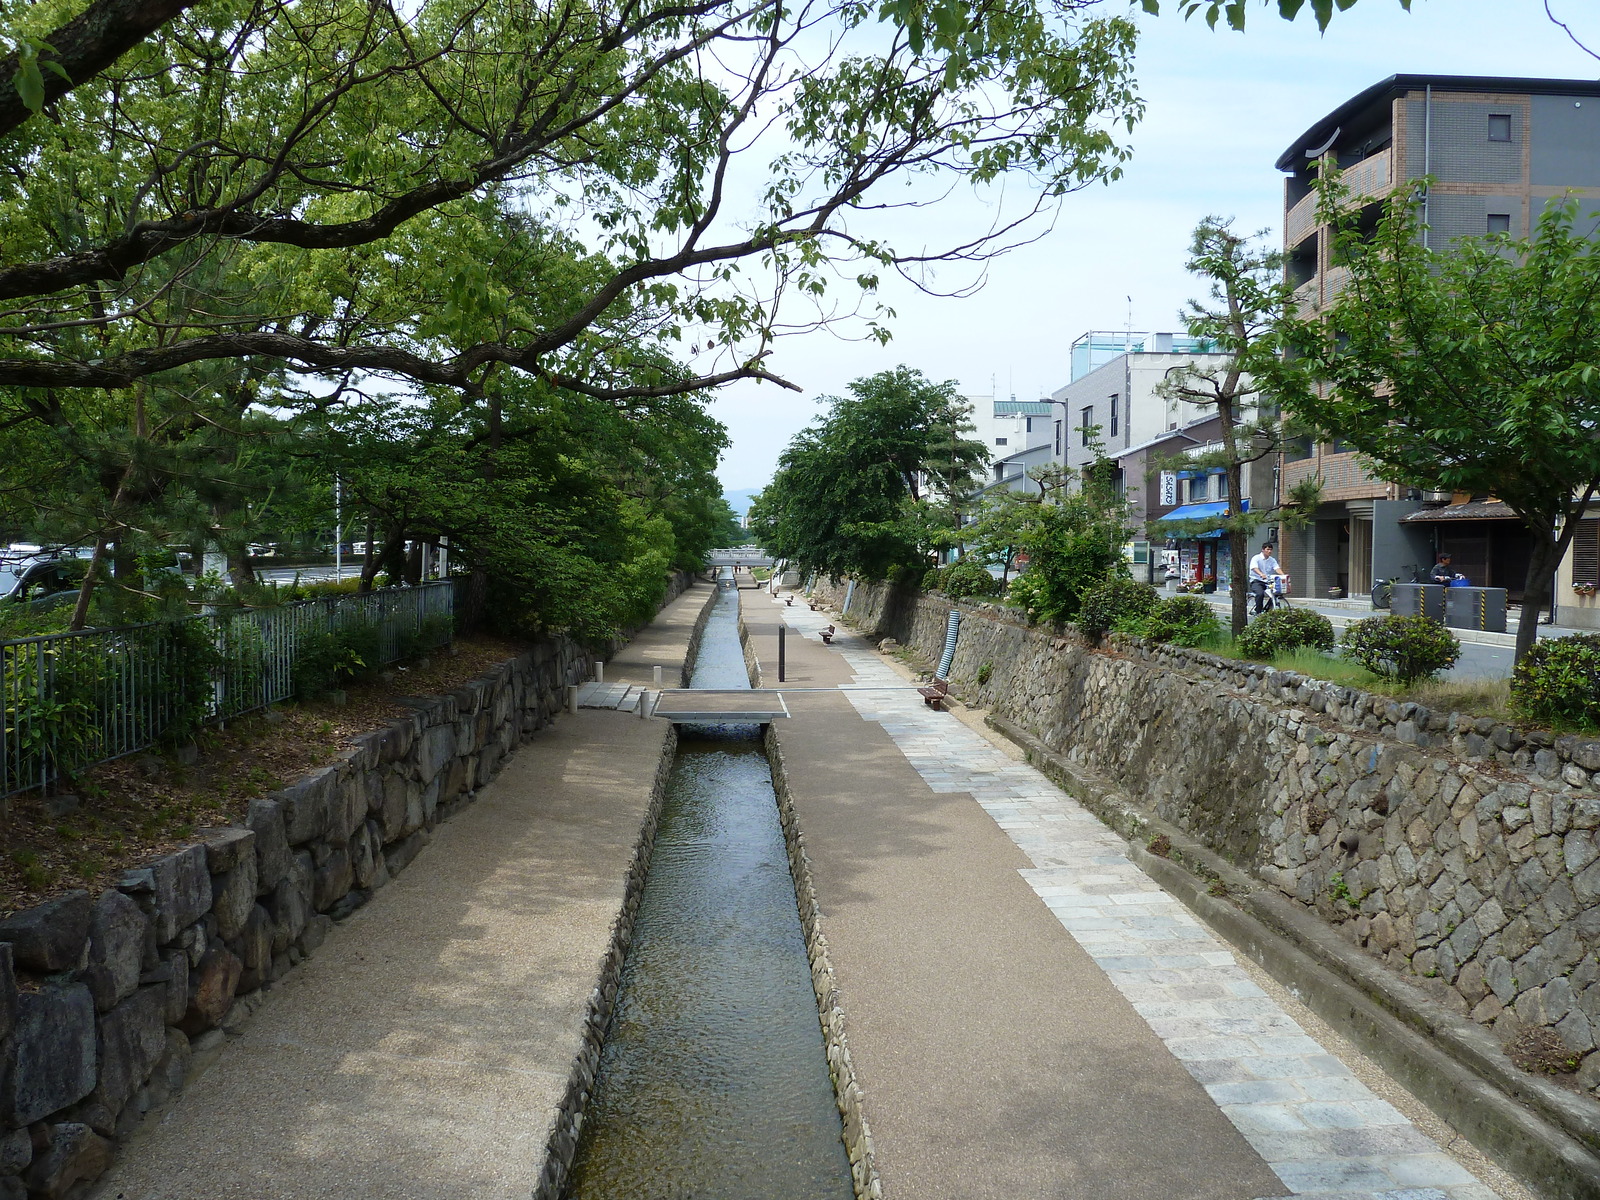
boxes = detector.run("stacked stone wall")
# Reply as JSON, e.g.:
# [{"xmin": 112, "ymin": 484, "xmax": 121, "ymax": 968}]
[
  {"xmin": 820, "ymin": 577, "xmax": 1600, "ymax": 1096},
  {"xmin": 0, "ymin": 572, "xmax": 696, "ymax": 1200}
]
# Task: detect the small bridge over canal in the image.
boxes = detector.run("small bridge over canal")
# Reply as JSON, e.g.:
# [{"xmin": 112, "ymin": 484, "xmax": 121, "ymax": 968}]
[{"xmin": 707, "ymin": 546, "xmax": 774, "ymax": 568}]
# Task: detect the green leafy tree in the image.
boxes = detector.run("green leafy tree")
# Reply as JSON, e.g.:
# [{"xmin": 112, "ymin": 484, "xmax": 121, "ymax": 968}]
[
  {"xmin": 0, "ymin": 0, "xmax": 1142, "ymax": 405},
  {"xmin": 1154, "ymin": 217, "xmax": 1319, "ymax": 635},
  {"xmin": 968, "ymin": 488, "xmax": 1042, "ymax": 584},
  {"xmin": 1007, "ymin": 456, "xmax": 1132, "ymax": 625},
  {"xmin": 1271, "ymin": 181, "xmax": 1600, "ymax": 663},
  {"xmin": 751, "ymin": 366, "xmax": 987, "ymax": 580}
]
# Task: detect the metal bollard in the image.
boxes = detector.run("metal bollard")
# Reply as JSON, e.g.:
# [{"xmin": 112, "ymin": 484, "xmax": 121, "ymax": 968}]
[
  {"xmin": 778, "ymin": 625, "xmax": 786, "ymax": 683},
  {"xmin": 566, "ymin": 685, "xmax": 578, "ymax": 714},
  {"xmin": 637, "ymin": 689, "xmax": 648, "ymax": 719},
  {"xmin": 653, "ymin": 664, "xmax": 663, "ymax": 686},
  {"xmin": 595, "ymin": 661, "xmax": 605, "ymax": 683}
]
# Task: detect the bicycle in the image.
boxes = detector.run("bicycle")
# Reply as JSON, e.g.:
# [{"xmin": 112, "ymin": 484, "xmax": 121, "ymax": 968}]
[
  {"xmin": 1250, "ymin": 574, "xmax": 1291, "ymax": 620},
  {"xmin": 1370, "ymin": 565, "xmax": 1417, "ymax": 610}
]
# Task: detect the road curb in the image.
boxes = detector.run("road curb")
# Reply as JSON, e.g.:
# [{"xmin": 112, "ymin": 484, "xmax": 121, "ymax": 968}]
[{"xmin": 987, "ymin": 711, "xmax": 1600, "ymax": 1200}]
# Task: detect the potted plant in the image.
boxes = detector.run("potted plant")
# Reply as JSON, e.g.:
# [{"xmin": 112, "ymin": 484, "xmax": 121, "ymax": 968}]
[
  {"xmin": 1200, "ymin": 574, "xmax": 1216, "ymax": 594},
  {"xmin": 1575, "ymin": 581, "xmax": 1597, "ymax": 597},
  {"xmin": 1328, "ymin": 586, "xmax": 1345, "ymax": 599}
]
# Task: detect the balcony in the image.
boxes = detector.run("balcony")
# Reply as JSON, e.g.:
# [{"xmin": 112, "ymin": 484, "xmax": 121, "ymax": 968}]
[
  {"xmin": 1283, "ymin": 150, "xmax": 1393, "ymax": 248},
  {"xmin": 1285, "ymin": 190, "xmax": 1318, "ymax": 247},
  {"xmin": 1343, "ymin": 148, "xmax": 1392, "ymax": 201}
]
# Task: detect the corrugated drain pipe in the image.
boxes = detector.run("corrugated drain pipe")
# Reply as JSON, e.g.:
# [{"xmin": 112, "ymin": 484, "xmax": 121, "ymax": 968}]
[{"xmin": 936, "ymin": 610, "xmax": 960, "ymax": 680}]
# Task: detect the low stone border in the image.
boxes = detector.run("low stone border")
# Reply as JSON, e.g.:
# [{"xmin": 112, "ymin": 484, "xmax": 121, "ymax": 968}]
[
  {"xmin": 529, "ymin": 723, "xmax": 680, "ymax": 1200},
  {"xmin": 742, "ymin": 604, "xmax": 879, "ymax": 1200},
  {"xmin": 529, "ymin": 581, "xmax": 718, "ymax": 1199},
  {"xmin": 764, "ymin": 725, "xmax": 882, "ymax": 1200},
  {"xmin": 989, "ymin": 710, "xmax": 1600, "ymax": 1200}
]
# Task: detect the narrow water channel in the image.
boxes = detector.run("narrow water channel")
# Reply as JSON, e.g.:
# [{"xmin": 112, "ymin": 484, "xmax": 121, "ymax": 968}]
[{"xmin": 564, "ymin": 579, "xmax": 853, "ymax": 1200}]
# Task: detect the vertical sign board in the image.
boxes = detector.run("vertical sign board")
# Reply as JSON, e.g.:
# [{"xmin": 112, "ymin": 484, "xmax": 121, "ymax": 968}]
[{"xmin": 1159, "ymin": 472, "xmax": 1178, "ymax": 507}]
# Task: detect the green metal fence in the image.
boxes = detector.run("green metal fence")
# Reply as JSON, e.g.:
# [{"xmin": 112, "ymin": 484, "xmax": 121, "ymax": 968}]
[{"xmin": 1, "ymin": 581, "xmax": 453, "ymax": 797}]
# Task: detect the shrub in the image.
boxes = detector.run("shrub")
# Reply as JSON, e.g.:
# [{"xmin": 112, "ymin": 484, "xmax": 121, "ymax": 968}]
[
  {"xmin": 1141, "ymin": 595, "xmax": 1223, "ymax": 647},
  {"xmin": 1236, "ymin": 607, "xmax": 1336, "ymax": 660},
  {"xmin": 1340, "ymin": 614, "xmax": 1461, "ymax": 683},
  {"xmin": 1005, "ymin": 570, "xmax": 1045, "ymax": 618},
  {"xmin": 1077, "ymin": 574, "xmax": 1160, "ymax": 640},
  {"xmin": 1510, "ymin": 632, "xmax": 1600, "ymax": 728},
  {"xmin": 293, "ymin": 618, "xmax": 382, "ymax": 699},
  {"xmin": 932, "ymin": 559, "xmax": 1001, "ymax": 601}
]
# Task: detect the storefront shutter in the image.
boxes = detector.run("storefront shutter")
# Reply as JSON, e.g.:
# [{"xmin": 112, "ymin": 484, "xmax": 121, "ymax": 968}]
[{"xmin": 1574, "ymin": 519, "xmax": 1600, "ymax": 585}]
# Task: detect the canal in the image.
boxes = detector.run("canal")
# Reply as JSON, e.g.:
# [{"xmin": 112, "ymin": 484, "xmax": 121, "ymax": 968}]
[{"xmin": 564, "ymin": 581, "xmax": 853, "ymax": 1200}]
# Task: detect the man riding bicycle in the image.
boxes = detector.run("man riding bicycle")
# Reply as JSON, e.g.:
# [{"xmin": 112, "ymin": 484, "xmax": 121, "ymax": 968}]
[{"xmin": 1248, "ymin": 540, "xmax": 1282, "ymax": 615}]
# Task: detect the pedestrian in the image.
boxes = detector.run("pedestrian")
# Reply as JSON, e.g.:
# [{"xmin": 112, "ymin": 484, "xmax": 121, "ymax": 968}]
[
  {"xmin": 1247, "ymin": 541, "xmax": 1280, "ymax": 615},
  {"xmin": 1427, "ymin": 552, "xmax": 1457, "ymax": 586}
]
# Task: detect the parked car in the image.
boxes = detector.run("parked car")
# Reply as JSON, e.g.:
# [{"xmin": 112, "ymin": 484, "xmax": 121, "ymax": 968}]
[{"xmin": 0, "ymin": 553, "xmax": 86, "ymax": 608}]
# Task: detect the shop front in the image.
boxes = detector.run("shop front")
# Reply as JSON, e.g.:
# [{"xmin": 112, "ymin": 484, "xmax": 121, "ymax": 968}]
[{"xmin": 1155, "ymin": 500, "xmax": 1250, "ymax": 594}]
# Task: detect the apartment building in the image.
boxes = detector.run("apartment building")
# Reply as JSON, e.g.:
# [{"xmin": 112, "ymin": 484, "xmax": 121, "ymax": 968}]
[
  {"xmin": 1278, "ymin": 74, "xmax": 1600, "ymax": 619},
  {"xmin": 1050, "ymin": 332, "xmax": 1227, "ymax": 475},
  {"xmin": 964, "ymin": 393, "xmax": 1054, "ymax": 485}
]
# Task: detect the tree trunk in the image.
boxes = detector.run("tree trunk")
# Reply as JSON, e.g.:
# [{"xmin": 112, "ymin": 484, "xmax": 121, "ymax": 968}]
[
  {"xmin": 68, "ymin": 537, "xmax": 107, "ymax": 632},
  {"xmin": 1226, "ymin": 464, "xmax": 1249, "ymax": 636},
  {"xmin": 358, "ymin": 518, "xmax": 375, "ymax": 592},
  {"xmin": 227, "ymin": 546, "xmax": 256, "ymax": 588},
  {"xmin": 1517, "ymin": 527, "xmax": 1561, "ymax": 663}
]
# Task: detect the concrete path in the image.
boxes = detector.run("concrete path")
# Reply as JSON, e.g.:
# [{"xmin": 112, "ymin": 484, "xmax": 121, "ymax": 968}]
[
  {"xmin": 748, "ymin": 600, "xmax": 1283, "ymax": 1200},
  {"xmin": 93, "ymin": 583, "xmax": 713, "ymax": 1200},
  {"xmin": 753, "ymin": 590, "xmax": 1504, "ymax": 1200}
]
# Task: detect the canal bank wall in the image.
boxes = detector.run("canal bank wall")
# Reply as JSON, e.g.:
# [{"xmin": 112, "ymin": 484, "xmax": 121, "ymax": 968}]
[
  {"xmin": 817, "ymin": 576, "xmax": 1600, "ymax": 1192},
  {"xmin": 694, "ymin": 585, "xmax": 879, "ymax": 1199},
  {"xmin": 0, "ymin": 575, "xmax": 703, "ymax": 1200}
]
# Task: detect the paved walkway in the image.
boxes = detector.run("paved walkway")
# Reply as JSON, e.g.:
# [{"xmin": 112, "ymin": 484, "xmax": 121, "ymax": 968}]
[
  {"xmin": 756, "ymin": 590, "xmax": 1504, "ymax": 1200},
  {"xmin": 92, "ymin": 583, "xmax": 713, "ymax": 1200}
]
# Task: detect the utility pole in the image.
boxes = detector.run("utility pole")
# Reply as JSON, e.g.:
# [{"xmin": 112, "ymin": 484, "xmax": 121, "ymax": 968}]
[{"xmin": 334, "ymin": 473, "xmax": 342, "ymax": 581}]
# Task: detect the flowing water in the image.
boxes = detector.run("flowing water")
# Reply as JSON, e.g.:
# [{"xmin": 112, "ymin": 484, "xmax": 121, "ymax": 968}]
[{"xmin": 564, "ymin": 582, "xmax": 853, "ymax": 1200}]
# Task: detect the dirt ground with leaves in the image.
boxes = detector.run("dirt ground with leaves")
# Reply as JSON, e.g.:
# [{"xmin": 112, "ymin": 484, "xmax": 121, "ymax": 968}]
[{"xmin": 0, "ymin": 634, "xmax": 528, "ymax": 918}]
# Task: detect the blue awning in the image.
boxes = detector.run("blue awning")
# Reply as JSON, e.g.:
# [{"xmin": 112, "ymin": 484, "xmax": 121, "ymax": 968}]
[
  {"xmin": 1156, "ymin": 501, "xmax": 1231, "ymax": 523},
  {"xmin": 1153, "ymin": 498, "xmax": 1249, "ymax": 539}
]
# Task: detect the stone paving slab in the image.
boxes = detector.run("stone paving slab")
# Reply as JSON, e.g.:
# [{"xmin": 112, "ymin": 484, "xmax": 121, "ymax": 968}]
[{"xmin": 769, "ymin": 595, "xmax": 1503, "ymax": 1200}]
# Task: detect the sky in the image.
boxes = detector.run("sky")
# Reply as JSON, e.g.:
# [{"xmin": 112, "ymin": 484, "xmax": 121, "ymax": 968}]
[{"xmin": 708, "ymin": 0, "xmax": 1600, "ymax": 491}]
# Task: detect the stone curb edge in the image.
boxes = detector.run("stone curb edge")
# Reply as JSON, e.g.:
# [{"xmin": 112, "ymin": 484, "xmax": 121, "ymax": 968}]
[
  {"xmin": 529, "ymin": 721, "xmax": 679, "ymax": 1200},
  {"xmin": 749, "ymin": 608, "xmax": 881, "ymax": 1200},
  {"xmin": 528, "ymin": 582, "xmax": 719, "ymax": 1200},
  {"xmin": 987, "ymin": 711, "xmax": 1600, "ymax": 1200},
  {"xmin": 764, "ymin": 726, "xmax": 882, "ymax": 1200}
]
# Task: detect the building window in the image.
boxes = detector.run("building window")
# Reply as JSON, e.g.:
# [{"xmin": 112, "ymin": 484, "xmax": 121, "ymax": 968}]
[
  {"xmin": 1488, "ymin": 113, "xmax": 1512, "ymax": 143},
  {"xmin": 1025, "ymin": 417, "xmax": 1034, "ymax": 433},
  {"xmin": 1487, "ymin": 213, "xmax": 1511, "ymax": 235},
  {"xmin": 1574, "ymin": 518, "xmax": 1599, "ymax": 585},
  {"xmin": 1283, "ymin": 436, "xmax": 1313, "ymax": 463},
  {"xmin": 994, "ymin": 437, "xmax": 1007, "ymax": 446},
  {"xmin": 1189, "ymin": 475, "xmax": 1209, "ymax": 501},
  {"xmin": 1054, "ymin": 420, "xmax": 1062, "ymax": 456},
  {"xmin": 1109, "ymin": 394, "xmax": 1119, "ymax": 438},
  {"xmin": 1080, "ymin": 405, "xmax": 1093, "ymax": 447}
]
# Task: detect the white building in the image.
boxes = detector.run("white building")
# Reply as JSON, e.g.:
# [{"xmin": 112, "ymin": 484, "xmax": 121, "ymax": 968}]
[{"xmin": 1049, "ymin": 334, "xmax": 1235, "ymax": 479}]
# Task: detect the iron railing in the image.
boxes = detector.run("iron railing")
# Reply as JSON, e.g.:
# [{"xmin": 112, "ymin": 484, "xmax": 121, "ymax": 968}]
[{"xmin": 1, "ymin": 581, "xmax": 453, "ymax": 797}]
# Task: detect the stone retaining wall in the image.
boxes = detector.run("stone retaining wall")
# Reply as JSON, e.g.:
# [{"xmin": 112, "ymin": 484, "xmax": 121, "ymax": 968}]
[
  {"xmin": 818, "ymin": 577, "xmax": 1600, "ymax": 1101},
  {"xmin": 0, "ymin": 574, "xmax": 695, "ymax": 1200}
]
